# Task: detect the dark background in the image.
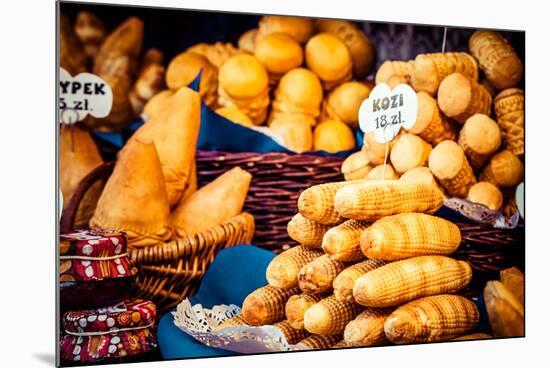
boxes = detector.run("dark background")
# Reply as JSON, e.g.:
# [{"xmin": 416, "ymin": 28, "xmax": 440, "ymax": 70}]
[{"xmin": 59, "ymin": 1, "xmax": 525, "ymax": 78}]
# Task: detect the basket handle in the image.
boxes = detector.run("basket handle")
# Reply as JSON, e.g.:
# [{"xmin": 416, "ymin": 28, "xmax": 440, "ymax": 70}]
[{"xmin": 60, "ymin": 161, "xmax": 115, "ymax": 234}]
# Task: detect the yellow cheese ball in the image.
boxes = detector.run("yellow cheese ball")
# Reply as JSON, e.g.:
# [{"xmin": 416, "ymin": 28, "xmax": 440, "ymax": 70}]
[
  {"xmin": 313, "ymin": 119, "xmax": 355, "ymax": 153},
  {"xmin": 215, "ymin": 106, "xmax": 254, "ymax": 127}
]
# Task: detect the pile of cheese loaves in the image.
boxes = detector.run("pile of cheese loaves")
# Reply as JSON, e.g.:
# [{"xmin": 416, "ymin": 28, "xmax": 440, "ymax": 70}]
[
  {"xmin": 61, "ymin": 87, "xmax": 251, "ymax": 249},
  {"xmin": 343, "ymin": 30, "xmax": 524, "ymax": 214},
  {"xmin": 213, "ymin": 180, "xmax": 519, "ymax": 349},
  {"xmin": 60, "ymin": 12, "xmax": 167, "ymax": 131},
  {"xmin": 144, "ymin": 15, "xmax": 377, "ymax": 153}
]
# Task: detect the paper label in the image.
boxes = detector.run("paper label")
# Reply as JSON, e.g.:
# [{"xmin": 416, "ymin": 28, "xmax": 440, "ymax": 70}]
[
  {"xmin": 516, "ymin": 182, "xmax": 524, "ymax": 219},
  {"xmin": 59, "ymin": 67, "xmax": 113, "ymax": 124},
  {"xmin": 359, "ymin": 83, "xmax": 418, "ymax": 143}
]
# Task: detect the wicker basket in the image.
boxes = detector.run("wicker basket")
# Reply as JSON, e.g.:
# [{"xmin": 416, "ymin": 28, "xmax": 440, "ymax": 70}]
[
  {"xmin": 196, "ymin": 150, "xmax": 344, "ymax": 252},
  {"xmin": 453, "ymin": 222, "xmax": 524, "ymax": 288},
  {"xmin": 60, "ymin": 162, "xmax": 255, "ymax": 313}
]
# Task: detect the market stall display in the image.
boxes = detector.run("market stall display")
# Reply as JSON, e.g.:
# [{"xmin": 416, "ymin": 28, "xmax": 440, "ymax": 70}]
[{"xmin": 58, "ymin": 4, "xmax": 524, "ymax": 364}]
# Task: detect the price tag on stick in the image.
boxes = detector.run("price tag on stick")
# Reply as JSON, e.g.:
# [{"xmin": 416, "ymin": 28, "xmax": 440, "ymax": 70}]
[
  {"xmin": 358, "ymin": 83, "xmax": 418, "ymax": 144},
  {"xmin": 358, "ymin": 83, "xmax": 418, "ymax": 179},
  {"xmin": 59, "ymin": 67, "xmax": 113, "ymax": 124}
]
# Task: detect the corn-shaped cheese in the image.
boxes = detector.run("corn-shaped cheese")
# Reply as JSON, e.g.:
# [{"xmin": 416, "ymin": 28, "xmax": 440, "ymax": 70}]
[
  {"xmin": 285, "ymin": 293, "xmax": 328, "ymax": 329},
  {"xmin": 333, "ymin": 259, "xmax": 386, "ymax": 303},
  {"xmin": 242, "ymin": 285, "xmax": 300, "ymax": 326},
  {"xmin": 213, "ymin": 314, "xmax": 248, "ymax": 332},
  {"xmin": 360, "ymin": 213, "xmax": 461, "ymax": 261},
  {"xmin": 479, "ymin": 149, "xmax": 524, "ymax": 189},
  {"xmin": 272, "ymin": 320, "xmax": 310, "ymax": 344},
  {"xmin": 375, "ymin": 60, "xmax": 413, "ymax": 85},
  {"xmin": 458, "ymin": 114, "xmax": 502, "ymax": 169},
  {"xmin": 399, "ymin": 167, "xmax": 444, "ymax": 195},
  {"xmin": 343, "ymin": 307, "xmax": 393, "ymax": 347},
  {"xmin": 407, "ymin": 91, "xmax": 458, "ymax": 145},
  {"xmin": 467, "ymin": 181, "xmax": 504, "ymax": 211},
  {"xmin": 384, "ymin": 295, "xmax": 479, "ymax": 344},
  {"xmin": 298, "ymin": 181, "xmax": 355, "ymax": 225},
  {"xmin": 331, "ymin": 340, "xmax": 348, "ymax": 348},
  {"xmin": 341, "ymin": 150, "xmax": 372, "ymax": 181},
  {"xmin": 484, "ymin": 281, "xmax": 524, "ymax": 337},
  {"xmin": 469, "ymin": 30, "xmax": 523, "ymax": 90},
  {"xmin": 429, "ymin": 140, "xmax": 477, "ymax": 198},
  {"xmin": 389, "ymin": 133, "xmax": 432, "ymax": 174},
  {"xmin": 298, "ymin": 255, "xmax": 348, "ymax": 294},
  {"xmin": 322, "ymin": 220, "xmax": 369, "ymax": 262},
  {"xmin": 333, "ymin": 181, "xmax": 444, "ymax": 221},
  {"xmin": 453, "ymin": 333, "xmax": 492, "ymax": 341},
  {"xmin": 353, "ymin": 255, "xmax": 472, "ymax": 307},
  {"xmin": 411, "ymin": 52, "xmax": 479, "ymax": 96},
  {"xmin": 437, "ymin": 73, "xmax": 492, "ymax": 124},
  {"xmin": 500, "ymin": 267, "xmax": 524, "ymax": 306},
  {"xmin": 303, "ymin": 295, "xmax": 362, "ymax": 335},
  {"xmin": 296, "ymin": 334, "xmax": 342, "ymax": 350},
  {"xmin": 366, "ymin": 164, "xmax": 399, "ymax": 180},
  {"xmin": 266, "ymin": 246, "xmax": 324, "ymax": 289},
  {"xmin": 494, "ymin": 88, "xmax": 524, "ymax": 156},
  {"xmin": 287, "ymin": 213, "xmax": 332, "ymax": 248},
  {"xmin": 362, "ymin": 132, "xmax": 391, "ymax": 166}
]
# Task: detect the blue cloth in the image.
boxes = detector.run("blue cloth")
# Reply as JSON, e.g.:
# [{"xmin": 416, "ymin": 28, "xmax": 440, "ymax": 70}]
[{"xmin": 157, "ymin": 245, "xmax": 276, "ymax": 359}]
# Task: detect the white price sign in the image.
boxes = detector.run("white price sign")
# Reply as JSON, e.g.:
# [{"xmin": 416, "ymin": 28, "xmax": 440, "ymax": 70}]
[
  {"xmin": 59, "ymin": 67, "xmax": 113, "ymax": 124},
  {"xmin": 359, "ymin": 83, "xmax": 418, "ymax": 143},
  {"xmin": 515, "ymin": 182, "xmax": 524, "ymax": 219}
]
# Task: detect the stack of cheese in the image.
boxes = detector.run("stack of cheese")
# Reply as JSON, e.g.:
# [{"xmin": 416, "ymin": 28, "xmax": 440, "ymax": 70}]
[
  {"xmin": 146, "ymin": 16, "xmax": 377, "ymax": 153},
  {"xmin": 86, "ymin": 87, "xmax": 252, "ymax": 249},
  {"xmin": 62, "ymin": 11, "xmax": 167, "ymax": 131},
  {"xmin": 484, "ymin": 267, "xmax": 524, "ymax": 338},
  {"xmin": 229, "ymin": 180, "xmax": 483, "ymax": 349},
  {"xmin": 344, "ymin": 29, "xmax": 524, "ymax": 215}
]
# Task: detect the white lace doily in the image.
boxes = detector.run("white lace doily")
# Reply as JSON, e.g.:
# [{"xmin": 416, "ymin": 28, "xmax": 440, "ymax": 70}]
[
  {"xmin": 172, "ymin": 299, "xmax": 311, "ymax": 354},
  {"xmin": 444, "ymin": 197, "xmax": 519, "ymax": 229}
]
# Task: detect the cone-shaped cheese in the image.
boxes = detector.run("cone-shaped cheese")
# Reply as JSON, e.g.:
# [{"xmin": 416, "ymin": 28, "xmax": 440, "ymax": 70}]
[
  {"xmin": 171, "ymin": 167, "xmax": 251, "ymax": 238},
  {"xmin": 90, "ymin": 138, "xmax": 172, "ymax": 248},
  {"xmin": 60, "ymin": 125, "xmax": 104, "ymax": 228},
  {"xmin": 93, "ymin": 17, "xmax": 143, "ymax": 75},
  {"xmin": 131, "ymin": 87, "xmax": 201, "ymax": 207}
]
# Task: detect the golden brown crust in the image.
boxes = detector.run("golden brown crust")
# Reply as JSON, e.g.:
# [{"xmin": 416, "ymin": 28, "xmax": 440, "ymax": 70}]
[
  {"xmin": 467, "ymin": 182, "xmax": 504, "ymax": 211},
  {"xmin": 303, "ymin": 295, "xmax": 362, "ymax": 335},
  {"xmin": 384, "ymin": 295, "xmax": 479, "ymax": 343},
  {"xmin": 494, "ymin": 88, "xmax": 524, "ymax": 156},
  {"xmin": 411, "ymin": 52, "xmax": 478, "ymax": 96},
  {"xmin": 266, "ymin": 246, "xmax": 324, "ymax": 289},
  {"xmin": 90, "ymin": 139, "xmax": 172, "ymax": 248},
  {"xmin": 429, "ymin": 140, "xmax": 476, "ymax": 198},
  {"xmin": 132, "ymin": 87, "xmax": 201, "ymax": 207},
  {"xmin": 437, "ymin": 73, "xmax": 492, "ymax": 124},
  {"xmin": 353, "ymin": 256, "xmax": 472, "ymax": 307},
  {"xmin": 469, "ymin": 30, "xmax": 523, "ymax": 89},
  {"xmin": 313, "ymin": 119, "xmax": 356, "ymax": 153},
  {"xmin": 257, "ymin": 15, "xmax": 315, "ymax": 44},
  {"xmin": 305, "ymin": 33, "xmax": 353, "ymax": 88},
  {"xmin": 60, "ymin": 125, "xmax": 104, "ymax": 227},
  {"xmin": 389, "ymin": 134, "xmax": 432, "ymax": 174},
  {"xmin": 410, "ymin": 91, "xmax": 458, "ymax": 145},
  {"xmin": 344, "ymin": 308, "xmax": 393, "ymax": 347},
  {"xmin": 484, "ymin": 281, "xmax": 524, "ymax": 337},
  {"xmin": 316, "ymin": 19, "xmax": 375, "ymax": 78},
  {"xmin": 171, "ymin": 166, "xmax": 251, "ymax": 237},
  {"xmin": 479, "ymin": 150, "xmax": 524, "ymax": 188},
  {"xmin": 254, "ymin": 33, "xmax": 304, "ymax": 76},
  {"xmin": 242, "ymin": 285, "xmax": 300, "ymax": 326},
  {"xmin": 458, "ymin": 114, "xmax": 502, "ymax": 169}
]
